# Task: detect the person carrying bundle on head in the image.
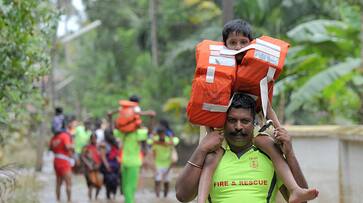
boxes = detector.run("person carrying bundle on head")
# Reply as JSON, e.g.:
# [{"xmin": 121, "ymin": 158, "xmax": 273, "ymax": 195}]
[{"xmin": 177, "ymin": 19, "xmax": 319, "ymax": 203}]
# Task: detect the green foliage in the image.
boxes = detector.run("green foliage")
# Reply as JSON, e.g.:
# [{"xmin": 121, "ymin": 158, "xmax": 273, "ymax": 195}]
[
  {"xmin": 276, "ymin": 2, "xmax": 362, "ymax": 123},
  {"xmin": 61, "ymin": 0, "xmax": 222, "ymax": 119},
  {"xmin": 0, "ymin": 0, "xmax": 57, "ymax": 123},
  {"xmin": 55, "ymin": 0, "xmax": 362, "ymax": 130},
  {"xmin": 285, "ymin": 59, "xmax": 360, "ymax": 117}
]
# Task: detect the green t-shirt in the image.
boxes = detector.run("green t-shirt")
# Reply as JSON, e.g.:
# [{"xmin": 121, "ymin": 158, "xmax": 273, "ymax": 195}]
[
  {"xmin": 150, "ymin": 136, "xmax": 179, "ymax": 168},
  {"xmin": 209, "ymin": 146, "xmax": 283, "ymax": 203},
  {"xmin": 114, "ymin": 128, "xmax": 148, "ymax": 167},
  {"xmin": 74, "ymin": 125, "xmax": 91, "ymax": 154}
]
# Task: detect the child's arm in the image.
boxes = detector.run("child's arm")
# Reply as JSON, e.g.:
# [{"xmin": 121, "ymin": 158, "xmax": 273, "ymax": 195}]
[
  {"xmin": 253, "ymin": 134, "xmax": 318, "ymax": 202},
  {"xmin": 254, "ymin": 104, "xmax": 318, "ymax": 202},
  {"xmin": 267, "ymin": 101, "xmax": 281, "ymax": 128},
  {"xmin": 138, "ymin": 109, "xmax": 156, "ymax": 117},
  {"xmin": 175, "ymin": 130, "xmax": 223, "ymax": 202},
  {"xmin": 197, "ymin": 148, "xmax": 223, "ymax": 203},
  {"xmin": 275, "ymin": 127, "xmax": 308, "ymax": 188},
  {"xmin": 81, "ymin": 152, "xmax": 93, "ymax": 170},
  {"xmin": 100, "ymin": 145, "xmax": 111, "ymax": 172},
  {"xmin": 106, "ymin": 109, "xmax": 118, "ymax": 129},
  {"xmin": 266, "ymin": 103, "xmax": 308, "ymax": 188}
]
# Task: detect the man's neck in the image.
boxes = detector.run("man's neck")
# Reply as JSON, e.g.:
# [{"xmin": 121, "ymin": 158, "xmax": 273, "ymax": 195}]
[{"xmin": 229, "ymin": 143, "xmax": 253, "ymax": 158}]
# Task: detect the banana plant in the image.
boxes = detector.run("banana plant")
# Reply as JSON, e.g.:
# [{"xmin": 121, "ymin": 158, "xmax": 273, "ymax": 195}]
[{"xmin": 277, "ymin": 3, "xmax": 361, "ymax": 123}]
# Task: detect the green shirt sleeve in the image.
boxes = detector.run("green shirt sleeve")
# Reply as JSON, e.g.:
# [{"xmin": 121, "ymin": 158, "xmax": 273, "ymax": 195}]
[
  {"xmin": 146, "ymin": 138, "xmax": 153, "ymax": 145},
  {"xmin": 113, "ymin": 129, "xmax": 123, "ymax": 140},
  {"xmin": 172, "ymin": 137, "xmax": 180, "ymax": 145},
  {"xmin": 136, "ymin": 128, "xmax": 148, "ymax": 141}
]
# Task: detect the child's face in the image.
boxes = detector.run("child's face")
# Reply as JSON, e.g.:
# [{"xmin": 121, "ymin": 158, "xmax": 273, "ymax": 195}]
[
  {"xmin": 225, "ymin": 32, "xmax": 250, "ymax": 61},
  {"xmin": 157, "ymin": 131, "xmax": 166, "ymax": 142},
  {"xmin": 91, "ymin": 135, "xmax": 97, "ymax": 144}
]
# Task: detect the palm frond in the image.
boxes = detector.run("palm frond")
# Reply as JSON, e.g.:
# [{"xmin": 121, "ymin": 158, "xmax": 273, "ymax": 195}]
[
  {"xmin": 285, "ymin": 58, "xmax": 360, "ymax": 116},
  {"xmin": 163, "ymin": 25, "xmax": 220, "ymax": 67},
  {"xmin": 287, "ymin": 19, "xmax": 347, "ymax": 43}
]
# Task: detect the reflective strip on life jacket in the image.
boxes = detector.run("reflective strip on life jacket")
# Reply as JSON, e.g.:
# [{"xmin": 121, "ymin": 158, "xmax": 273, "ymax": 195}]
[
  {"xmin": 260, "ymin": 67, "xmax": 276, "ymax": 117},
  {"xmin": 202, "ymin": 103, "xmax": 229, "ymax": 112},
  {"xmin": 220, "ymin": 43, "xmax": 280, "ymax": 59},
  {"xmin": 206, "ymin": 66, "xmax": 215, "ymax": 83},
  {"xmin": 256, "ymin": 38, "xmax": 281, "ymax": 51},
  {"xmin": 202, "ymin": 93, "xmax": 236, "ymax": 113},
  {"xmin": 209, "ymin": 55, "xmax": 236, "ymax": 67}
]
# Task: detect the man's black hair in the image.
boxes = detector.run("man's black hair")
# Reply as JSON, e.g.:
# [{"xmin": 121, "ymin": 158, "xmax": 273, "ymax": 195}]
[
  {"xmin": 159, "ymin": 118, "xmax": 170, "ymax": 130},
  {"xmin": 94, "ymin": 118, "xmax": 102, "ymax": 129},
  {"xmin": 55, "ymin": 107, "xmax": 63, "ymax": 115},
  {"xmin": 228, "ymin": 93, "xmax": 256, "ymax": 121},
  {"xmin": 222, "ymin": 19, "xmax": 253, "ymax": 44},
  {"xmin": 84, "ymin": 118, "xmax": 93, "ymax": 130},
  {"xmin": 104, "ymin": 128, "xmax": 118, "ymax": 147},
  {"xmin": 129, "ymin": 95, "xmax": 140, "ymax": 103},
  {"xmin": 156, "ymin": 126, "xmax": 166, "ymax": 134}
]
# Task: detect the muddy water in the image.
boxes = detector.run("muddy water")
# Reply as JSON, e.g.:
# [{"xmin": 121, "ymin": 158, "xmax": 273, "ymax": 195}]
[{"xmin": 37, "ymin": 152, "xmax": 188, "ymax": 203}]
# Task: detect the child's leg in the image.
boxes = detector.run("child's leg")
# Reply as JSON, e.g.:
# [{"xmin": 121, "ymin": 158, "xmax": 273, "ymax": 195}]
[
  {"xmin": 197, "ymin": 148, "xmax": 223, "ymax": 203},
  {"xmin": 155, "ymin": 180, "xmax": 161, "ymax": 197},
  {"xmin": 164, "ymin": 181, "xmax": 169, "ymax": 197},
  {"xmin": 254, "ymin": 135, "xmax": 318, "ymax": 203}
]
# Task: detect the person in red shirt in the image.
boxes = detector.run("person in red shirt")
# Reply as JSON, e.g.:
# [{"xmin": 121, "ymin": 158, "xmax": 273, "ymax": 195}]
[
  {"xmin": 81, "ymin": 133, "xmax": 102, "ymax": 200},
  {"xmin": 49, "ymin": 115, "xmax": 76, "ymax": 202}
]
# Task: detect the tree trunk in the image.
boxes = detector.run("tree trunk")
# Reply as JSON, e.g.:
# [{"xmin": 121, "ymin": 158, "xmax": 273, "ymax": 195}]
[
  {"xmin": 222, "ymin": 0, "xmax": 235, "ymax": 25},
  {"xmin": 150, "ymin": 0, "xmax": 159, "ymax": 66}
]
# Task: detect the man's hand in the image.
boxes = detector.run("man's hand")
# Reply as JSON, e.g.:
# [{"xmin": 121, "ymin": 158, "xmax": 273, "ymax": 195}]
[
  {"xmin": 274, "ymin": 127, "xmax": 294, "ymax": 157},
  {"xmin": 198, "ymin": 130, "xmax": 224, "ymax": 153}
]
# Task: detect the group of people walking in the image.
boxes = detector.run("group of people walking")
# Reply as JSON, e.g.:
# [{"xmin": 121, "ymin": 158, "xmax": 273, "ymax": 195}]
[
  {"xmin": 48, "ymin": 95, "xmax": 179, "ymax": 203},
  {"xmin": 48, "ymin": 18, "xmax": 320, "ymax": 203}
]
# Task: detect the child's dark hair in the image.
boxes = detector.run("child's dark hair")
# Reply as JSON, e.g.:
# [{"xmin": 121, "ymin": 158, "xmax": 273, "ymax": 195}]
[
  {"xmin": 129, "ymin": 95, "xmax": 140, "ymax": 103},
  {"xmin": 222, "ymin": 19, "xmax": 253, "ymax": 44},
  {"xmin": 159, "ymin": 119, "xmax": 170, "ymax": 130},
  {"xmin": 104, "ymin": 128, "xmax": 118, "ymax": 147},
  {"xmin": 90, "ymin": 132, "xmax": 97, "ymax": 140},
  {"xmin": 228, "ymin": 93, "xmax": 256, "ymax": 121},
  {"xmin": 55, "ymin": 107, "xmax": 63, "ymax": 115}
]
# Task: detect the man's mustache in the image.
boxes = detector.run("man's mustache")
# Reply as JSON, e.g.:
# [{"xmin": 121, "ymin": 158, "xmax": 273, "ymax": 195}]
[{"xmin": 229, "ymin": 130, "xmax": 248, "ymax": 137}]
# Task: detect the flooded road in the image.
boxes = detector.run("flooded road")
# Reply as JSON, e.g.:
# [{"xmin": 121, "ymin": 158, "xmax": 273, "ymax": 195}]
[{"xmin": 37, "ymin": 152, "xmax": 185, "ymax": 203}]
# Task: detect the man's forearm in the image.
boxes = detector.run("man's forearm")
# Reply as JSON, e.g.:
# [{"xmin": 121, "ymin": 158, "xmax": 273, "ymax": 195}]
[
  {"xmin": 285, "ymin": 150, "xmax": 308, "ymax": 188},
  {"xmin": 175, "ymin": 147, "xmax": 207, "ymax": 202}
]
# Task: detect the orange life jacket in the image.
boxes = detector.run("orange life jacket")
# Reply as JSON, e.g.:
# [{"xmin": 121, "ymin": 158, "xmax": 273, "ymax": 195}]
[
  {"xmin": 234, "ymin": 36, "xmax": 289, "ymax": 115},
  {"xmin": 186, "ymin": 36, "xmax": 289, "ymax": 128},
  {"xmin": 186, "ymin": 40, "xmax": 237, "ymax": 128},
  {"xmin": 115, "ymin": 100, "xmax": 142, "ymax": 133}
]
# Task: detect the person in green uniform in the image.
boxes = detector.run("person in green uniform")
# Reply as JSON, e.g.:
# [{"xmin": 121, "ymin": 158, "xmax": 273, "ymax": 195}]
[
  {"xmin": 176, "ymin": 93, "xmax": 318, "ymax": 203},
  {"xmin": 114, "ymin": 127, "xmax": 148, "ymax": 203},
  {"xmin": 73, "ymin": 120, "xmax": 92, "ymax": 173},
  {"xmin": 149, "ymin": 127, "xmax": 179, "ymax": 198},
  {"xmin": 74, "ymin": 120, "xmax": 92, "ymax": 154}
]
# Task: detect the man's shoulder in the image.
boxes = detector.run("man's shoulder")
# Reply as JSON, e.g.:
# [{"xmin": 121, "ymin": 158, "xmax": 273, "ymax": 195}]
[{"xmin": 250, "ymin": 146, "xmax": 271, "ymax": 159}]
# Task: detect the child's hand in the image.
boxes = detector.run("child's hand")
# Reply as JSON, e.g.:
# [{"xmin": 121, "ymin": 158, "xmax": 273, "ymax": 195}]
[
  {"xmin": 198, "ymin": 130, "xmax": 224, "ymax": 153},
  {"xmin": 274, "ymin": 127, "xmax": 293, "ymax": 156}
]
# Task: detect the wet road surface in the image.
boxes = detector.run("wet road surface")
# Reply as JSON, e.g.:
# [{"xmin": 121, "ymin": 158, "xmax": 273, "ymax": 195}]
[{"xmin": 37, "ymin": 152, "xmax": 186, "ymax": 203}]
